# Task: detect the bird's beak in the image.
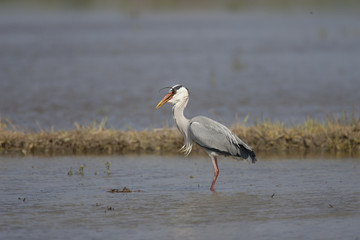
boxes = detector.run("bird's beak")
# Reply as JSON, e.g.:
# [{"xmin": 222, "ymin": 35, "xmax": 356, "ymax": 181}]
[{"xmin": 156, "ymin": 92, "xmax": 173, "ymax": 109}]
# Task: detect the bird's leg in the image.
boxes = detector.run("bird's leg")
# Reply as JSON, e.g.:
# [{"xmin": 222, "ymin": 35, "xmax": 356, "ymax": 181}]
[{"xmin": 210, "ymin": 155, "xmax": 219, "ymax": 191}]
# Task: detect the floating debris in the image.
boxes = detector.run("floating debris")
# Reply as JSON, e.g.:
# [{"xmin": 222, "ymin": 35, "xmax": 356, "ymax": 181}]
[
  {"xmin": 328, "ymin": 203, "xmax": 334, "ymax": 208},
  {"xmin": 107, "ymin": 187, "xmax": 142, "ymax": 193},
  {"xmin": 271, "ymin": 193, "xmax": 275, "ymax": 198}
]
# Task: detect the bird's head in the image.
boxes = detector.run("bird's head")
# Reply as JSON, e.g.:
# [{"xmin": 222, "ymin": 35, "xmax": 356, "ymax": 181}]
[{"xmin": 156, "ymin": 84, "xmax": 189, "ymax": 109}]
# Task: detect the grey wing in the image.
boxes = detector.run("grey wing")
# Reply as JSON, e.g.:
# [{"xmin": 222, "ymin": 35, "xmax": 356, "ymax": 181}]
[{"xmin": 189, "ymin": 116, "xmax": 256, "ymax": 163}]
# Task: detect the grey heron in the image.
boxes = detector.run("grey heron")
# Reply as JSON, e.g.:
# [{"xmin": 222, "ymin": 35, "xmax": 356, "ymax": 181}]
[{"xmin": 156, "ymin": 84, "xmax": 257, "ymax": 191}]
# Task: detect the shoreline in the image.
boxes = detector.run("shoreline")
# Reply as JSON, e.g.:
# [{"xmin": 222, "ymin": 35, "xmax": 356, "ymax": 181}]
[{"xmin": 1, "ymin": 118, "xmax": 359, "ymax": 157}]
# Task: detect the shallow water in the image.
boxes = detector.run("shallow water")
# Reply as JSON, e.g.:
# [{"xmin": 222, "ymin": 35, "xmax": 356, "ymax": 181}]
[
  {"xmin": 0, "ymin": 155, "xmax": 359, "ymax": 240},
  {"xmin": 0, "ymin": 12, "xmax": 359, "ymax": 130}
]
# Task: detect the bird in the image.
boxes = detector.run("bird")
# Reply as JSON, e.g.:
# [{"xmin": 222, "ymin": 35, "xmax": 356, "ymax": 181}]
[{"xmin": 156, "ymin": 84, "xmax": 257, "ymax": 191}]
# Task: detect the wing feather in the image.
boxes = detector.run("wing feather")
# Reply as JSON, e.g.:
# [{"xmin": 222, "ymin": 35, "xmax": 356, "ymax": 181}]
[{"xmin": 189, "ymin": 116, "xmax": 256, "ymax": 163}]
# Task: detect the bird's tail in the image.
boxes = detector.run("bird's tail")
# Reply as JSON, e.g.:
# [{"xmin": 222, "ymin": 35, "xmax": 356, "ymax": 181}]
[
  {"xmin": 237, "ymin": 142, "xmax": 257, "ymax": 164},
  {"xmin": 248, "ymin": 150, "xmax": 257, "ymax": 163}
]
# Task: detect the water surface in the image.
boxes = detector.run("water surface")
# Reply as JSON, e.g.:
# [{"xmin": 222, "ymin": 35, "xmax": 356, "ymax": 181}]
[
  {"xmin": 0, "ymin": 155, "xmax": 359, "ymax": 239},
  {"xmin": 0, "ymin": 12, "xmax": 359, "ymax": 130}
]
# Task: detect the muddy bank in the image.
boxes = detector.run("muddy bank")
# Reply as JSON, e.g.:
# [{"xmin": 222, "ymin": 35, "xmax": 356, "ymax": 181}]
[{"xmin": 1, "ymin": 118, "xmax": 359, "ymax": 156}]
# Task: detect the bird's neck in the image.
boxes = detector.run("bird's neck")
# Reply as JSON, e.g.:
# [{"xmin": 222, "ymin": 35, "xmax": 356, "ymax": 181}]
[
  {"xmin": 172, "ymin": 97, "xmax": 193, "ymax": 155},
  {"xmin": 172, "ymin": 97, "xmax": 190, "ymax": 139}
]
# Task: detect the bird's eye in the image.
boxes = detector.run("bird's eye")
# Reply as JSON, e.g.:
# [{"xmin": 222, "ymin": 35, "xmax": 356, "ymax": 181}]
[{"xmin": 172, "ymin": 89, "xmax": 176, "ymax": 94}]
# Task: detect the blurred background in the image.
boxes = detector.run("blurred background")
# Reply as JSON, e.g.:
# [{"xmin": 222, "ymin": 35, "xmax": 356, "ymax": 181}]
[{"xmin": 0, "ymin": 0, "xmax": 359, "ymax": 131}]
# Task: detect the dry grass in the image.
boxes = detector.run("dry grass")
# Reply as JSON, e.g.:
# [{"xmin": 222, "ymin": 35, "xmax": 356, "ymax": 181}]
[
  {"xmin": 231, "ymin": 116, "xmax": 360, "ymax": 156},
  {"xmin": 0, "ymin": 115, "xmax": 360, "ymax": 157}
]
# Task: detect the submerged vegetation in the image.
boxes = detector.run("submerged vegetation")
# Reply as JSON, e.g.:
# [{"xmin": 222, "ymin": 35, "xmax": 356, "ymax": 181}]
[{"xmin": 0, "ymin": 114, "xmax": 359, "ymax": 157}]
